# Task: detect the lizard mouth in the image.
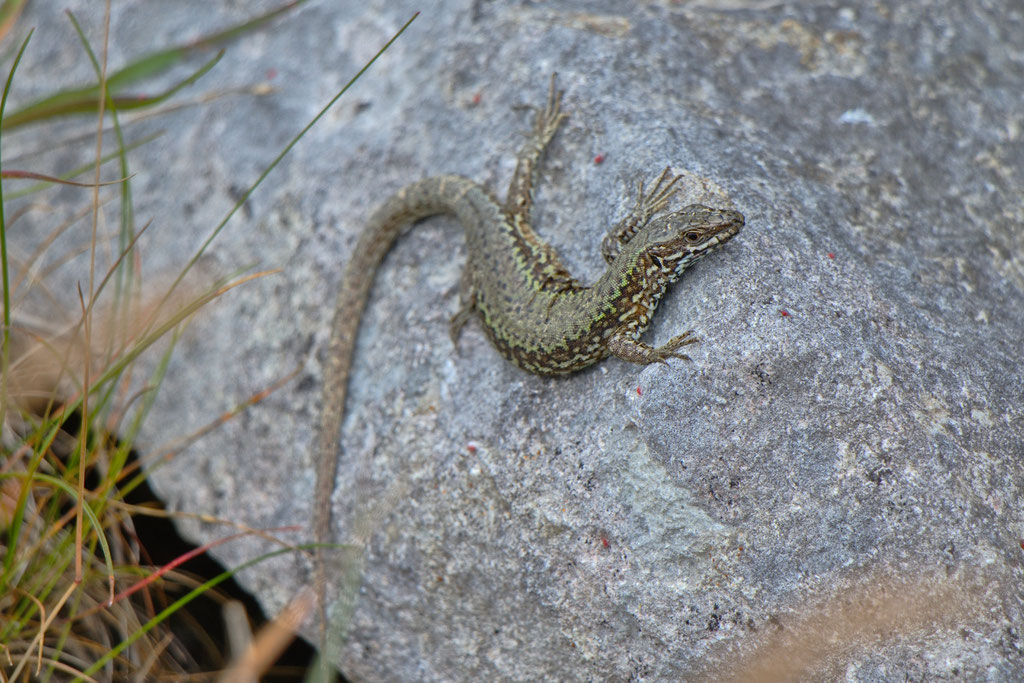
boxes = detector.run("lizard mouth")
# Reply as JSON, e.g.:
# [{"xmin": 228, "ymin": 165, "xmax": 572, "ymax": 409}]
[{"xmin": 695, "ymin": 211, "xmax": 744, "ymax": 251}]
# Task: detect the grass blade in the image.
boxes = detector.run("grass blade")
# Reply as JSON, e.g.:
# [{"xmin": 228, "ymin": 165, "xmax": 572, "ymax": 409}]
[
  {"xmin": 0, "ymin": 27, "xmax": 32, "ymax": 450},
  {"xmin": 2, "ymin": 0, "xmax": 304, "ymax": 130}
]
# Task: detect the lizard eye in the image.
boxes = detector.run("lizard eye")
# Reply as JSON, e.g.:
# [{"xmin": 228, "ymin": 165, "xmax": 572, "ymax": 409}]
[{"xmin": 684, "ymin": 230, "xmax": 701, "ymax": 242}]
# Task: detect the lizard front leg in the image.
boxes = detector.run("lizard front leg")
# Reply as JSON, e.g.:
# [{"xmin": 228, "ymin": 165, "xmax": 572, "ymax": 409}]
[
  {"xmin": 606, "ymin": 326, "xmax": 699, "ymax": 365},
  {"xmin": 601, "ymin": 168, "xmax": 683, "ymax": 263}
]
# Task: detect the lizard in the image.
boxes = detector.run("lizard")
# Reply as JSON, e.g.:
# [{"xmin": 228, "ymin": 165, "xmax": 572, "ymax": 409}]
[{"xmin": 312, "ymin": 74, "xmax": 744, "ymax": 641}]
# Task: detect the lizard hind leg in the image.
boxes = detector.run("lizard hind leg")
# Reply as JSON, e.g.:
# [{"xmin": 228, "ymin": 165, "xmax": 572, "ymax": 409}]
[
  {"xmin": 504, "ymin": 73, "xmax": 569, "ymax": 218},
  {"xmin": 503, "ymin": 74, "xmax": 583, "ymax": 297},
  {"xmin": 601, "ymin": 167, "xmax": 684, "ymax": 263},
  {"xmin": 449, "ymin": 271, "xmax": 478, "ymax": 345},
  {"xmin": 536, "ymin": 72, "xmax": 569, "ymax": 144}
]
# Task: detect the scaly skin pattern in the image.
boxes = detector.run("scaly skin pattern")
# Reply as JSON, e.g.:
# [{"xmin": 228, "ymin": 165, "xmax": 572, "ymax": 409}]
[{"xmin": 313, "ymin": 76, "xmax": 744, "ymax": 635}]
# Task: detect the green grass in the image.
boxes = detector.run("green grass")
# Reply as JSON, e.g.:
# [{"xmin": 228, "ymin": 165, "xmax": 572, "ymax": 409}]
[{"xmin": 0, "ymin": 4, "xmax": 417, "ymax": 679}]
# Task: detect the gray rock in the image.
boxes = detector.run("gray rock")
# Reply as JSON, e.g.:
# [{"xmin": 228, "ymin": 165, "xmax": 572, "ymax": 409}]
[{"xmin": 15, "ymin": 0, "xmax": 1023, "ymax": 680}]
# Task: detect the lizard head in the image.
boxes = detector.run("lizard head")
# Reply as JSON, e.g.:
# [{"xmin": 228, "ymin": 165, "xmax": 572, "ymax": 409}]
[{"xmin": 638, "ymin": 204, "xmax": 744, "ymax": 277}]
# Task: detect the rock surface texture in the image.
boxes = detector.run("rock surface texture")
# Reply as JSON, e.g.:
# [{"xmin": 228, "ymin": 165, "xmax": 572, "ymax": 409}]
[{"xmin": 16, "ymin": 0, "xmax": 1023, "ymax": 680}]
